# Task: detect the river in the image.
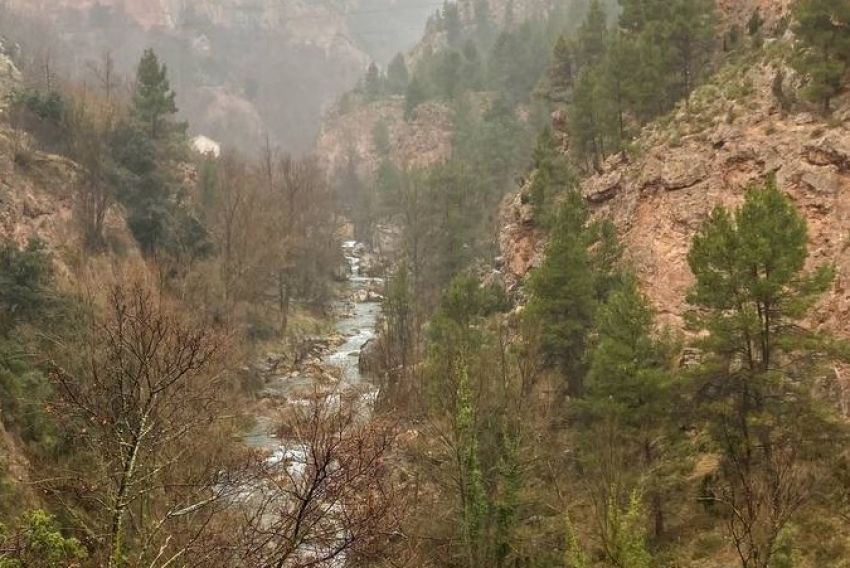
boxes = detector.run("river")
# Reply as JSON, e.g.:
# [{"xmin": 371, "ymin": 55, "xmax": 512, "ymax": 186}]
[{"xmin": 243, "ymin": 240, "xmax": 383, "ymax": 454}]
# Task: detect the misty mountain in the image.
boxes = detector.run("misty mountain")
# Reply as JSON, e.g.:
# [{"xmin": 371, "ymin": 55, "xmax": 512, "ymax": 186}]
[{"xmin": 0, "ymin": 0, "xmax": 440, "ymax": 153}]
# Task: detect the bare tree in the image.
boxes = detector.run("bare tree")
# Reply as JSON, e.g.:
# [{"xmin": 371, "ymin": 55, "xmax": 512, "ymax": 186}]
[
  {"xmin": 86, "ymin": 51, "xmax": 120, "ymax": 102},
  {"xmin": 271, "ymin": 155, "xmax": 337, "ymax": 334},
  {"xmin": 65, "ymin": 89, "xmax": 117, "ymax": 250},
  {"xmin": 236, "ymin": 393, "xmax": 399, "ymax": 567},
  {"xmin": 52, "ymin": 280, "xmax": 234, "ymax": 567}
]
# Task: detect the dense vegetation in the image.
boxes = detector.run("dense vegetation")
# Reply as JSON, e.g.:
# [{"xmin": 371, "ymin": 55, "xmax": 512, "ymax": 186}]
[
  {"xmin": 0, "ymin": 39, "xmax": 345, "ymax": 566},
  {"xmin": 345, "ymin": 0, "xmax": 850, "ymax": 566},
  {"xmin": 0, "ymin": 0, "xmax": 849, "ymax": 566}
]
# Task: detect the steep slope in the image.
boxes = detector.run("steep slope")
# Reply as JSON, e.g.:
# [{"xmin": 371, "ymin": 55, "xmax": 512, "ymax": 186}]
[
  {"xmin": 317, "ymin": 0, "xmax": 572, "ymax": 176},
  {"xmin": 501, "ymin": 49, "xmax": 850, "ymax": 341},
  {"xmin": 316, "ymin": 99, "xmax": 454, "ymax": 178},
  {"xmin": 584, "ymin": 63, "xmax": 850, "ymax": 334}
]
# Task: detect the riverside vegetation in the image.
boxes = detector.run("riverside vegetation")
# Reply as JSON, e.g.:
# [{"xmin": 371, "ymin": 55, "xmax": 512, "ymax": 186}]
[{"xmin": 0, "ymin": 0, "xmax": 850, "ymax": 567}]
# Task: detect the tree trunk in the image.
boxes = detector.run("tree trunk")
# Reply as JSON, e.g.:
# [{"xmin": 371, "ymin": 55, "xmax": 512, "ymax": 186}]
[{"xmin": 108, "ymin": 414, "xmax": 147, "ymax": 568}]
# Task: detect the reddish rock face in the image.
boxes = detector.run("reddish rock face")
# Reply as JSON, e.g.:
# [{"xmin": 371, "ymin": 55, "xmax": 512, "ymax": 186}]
[
  {"xmin": 582, "ymin": 65, "xmax": 850, "ymax": 335},
  {"xmin": 499, "ymin": 56, "xmax": 850, "ymax": 338}
]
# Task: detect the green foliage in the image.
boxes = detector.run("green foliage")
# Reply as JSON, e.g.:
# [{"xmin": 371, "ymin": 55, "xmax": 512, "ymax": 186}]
[
  {"xmin": 567, "ymin": 0, "xmax": 717, "ymax": 167},
  {"xmin": 0, "ymin": 346, "xmax": 58, "ymax": 455},
  {"xmin": 383, "ymin": 262, "xmax": 415, "ymax": 373},
  {"xmin": 607, "ymin": 492, "xmax": 653, "ymax": 568},
  {"xmin": 576, "ymin": 0, "xmax": 608, "ymax": 70},
  {"xmin": 5, "ymin": 88, "xmax": 69, "ymax": 156},
  {"xmin": 0, "ymin": 240, "xmax": 54, "ymax": 336},
  {"xmin": 528, "ymin": 127, "xmax": 573, "ymax": 215},
  {"xmin": 686, "ymin": 178, "xmax": 833, "ymax": 362},
  {"xmin": 404, "ymin": 76, "xmax": 427, "ymax": 120},
  {"xmin": 364, "ymin": 62, "xmax": 383, "ymax": 101},
  {"xmin": 585, "ymin": 280, "xmax": 674, "ymax": 430},
  {"xmin": 771, "ymin": 524, "xmax": 801, "ymax": 568},
  {"xmin": 791, "ymin": 0, "xmax": 850, "ymax": 111},
  {"xmin": 564, "ymin": 513, "xmax": 589, "ymax": 568},
  {"xmin": 386, "ymin": 53, "xmax": 410, "ymax": 95},
  {"xmin": 112, "ymin": 50, "xmax": 210, "ymax": 258},
  {"xmin": 372, "ymin": 119, "xmax": 391, "ymax": 156},
  {"xmin": 549, "ymin": 35, "xmax": 575, "ymax": 102},
  {"xmin": 455, "ymin": 360, "xmax": 488, "ymax": 566},
  {"xmin": 0, "ymin": 510, "xmax": 86, "ymax": 567},
  {"xmin": 428, "ymin": 273, "xmax": 507, "ymax": 356},
  {"xmin": 453, "ymin": 95, "xmax": 531, "ymax": 194},
  {"xmin": 564, "ymin": 492, "xmax": 653, "ymax": 568},
  {"xmin": 132, "ymin": 48, "xmax": 179, "ymax": 139},
  {"xmin": 526, "ymin": 191, "xmax": 621, "ymax": 394},
  {"xmin": 7, "ymin": 89, "xmax": 64, "ymax": 123},
  {"xmin": 687, "ymin": 178, "xmax": 847, "ymax": 567}
]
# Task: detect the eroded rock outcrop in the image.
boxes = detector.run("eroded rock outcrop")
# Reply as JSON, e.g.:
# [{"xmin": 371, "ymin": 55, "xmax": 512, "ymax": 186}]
[
  {"xmin": 316, "ymin": 99, "xmax": 453, "ymax": 178},
  {"xmin": 581, "ymin": 60, "xmax": 850, "ymax": 332},
  {"xmin": 498, "ymin": 187, "xmax": 544, "ymax": 293},
  {"xmin": 498, "ymin": 52, "xmax": 850, "ymax": 339}
]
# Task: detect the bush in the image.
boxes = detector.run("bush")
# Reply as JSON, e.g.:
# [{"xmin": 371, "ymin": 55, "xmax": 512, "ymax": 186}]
[
  {"xmin": 0, "ymin": 509, "xmax": 86, "ymax": 567},
  {"xmin": 0, "ymin": 240, "xmax": 54, "ymax": 336}
]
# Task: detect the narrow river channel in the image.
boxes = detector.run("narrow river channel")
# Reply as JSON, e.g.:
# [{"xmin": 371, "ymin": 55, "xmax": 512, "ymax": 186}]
[{"xmin": 244, "ymin": 240, "xmax": 383, "ymax": 455}]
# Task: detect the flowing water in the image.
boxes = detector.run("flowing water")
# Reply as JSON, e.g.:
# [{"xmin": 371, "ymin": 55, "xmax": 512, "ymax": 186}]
[
  {"xmin": 244, "ymin": 240, "xmax": 382, "ymax": 452},
  {"xmin": 232, "ymin": 242, "xmax": 384, "ymax": 565}
]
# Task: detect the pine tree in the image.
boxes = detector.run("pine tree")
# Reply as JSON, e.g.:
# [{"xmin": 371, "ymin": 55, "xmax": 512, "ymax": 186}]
[
  {"xmin": 687, "ymin": 178, "xmax": 847, "ymax": 568},
  {"xmin": 617, "ymin": 0, "xmax": 716, "ymax": 115},
  {"xmin": 792, "ymin": 0, "xmax": 850, "ymax": 111},
  {"xmin": 549, "ymin": 35, "xmax": 575, "ymax": 102},
  {"xmin": 584, "ymin": 279, "xmax": 677, "ymax": 537},
  {"xmin": 526, "ymin": 191, "xmax": 599, "ymax": 395},
  {"xmin": 132, "ymin": 49, "xmax": 178, "ymax": 140},
  {"xmin": 569, "ymin": 68, "xmax": 605, "ymax": 168},
  {"xmin": 442, "ymin": 1, "xmax": 462, "ymax": 47},
  {"xmin": 364, "ymin": 62, "xmax": 383, "ymax": 101},
  {"xmin": 404, "ymin": 76, "xmax": 428, "ymax": 120},
  {"xmin": 576, "ymin": 0, "xmax": 608, "ymax": 70},
  {"xmin": 667, "ymin": 0, "xmax": 717, "ymax": 97},
  {"xmin": 386, "ymin": 53, "xmax": 409, "ymax": 94},
  {"xmin": 528, "ymin": 127, "xmax": 572, "ymax": 213}
]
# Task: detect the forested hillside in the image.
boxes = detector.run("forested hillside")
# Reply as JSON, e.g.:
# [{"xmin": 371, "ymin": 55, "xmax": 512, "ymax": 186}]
[
  {"xmin": 1, "ymin": 0, "xmax": 850, "ymax": 567},
  {"xmin": 323, "ymin": 0, "xmax": 850, "ymax": 565}
]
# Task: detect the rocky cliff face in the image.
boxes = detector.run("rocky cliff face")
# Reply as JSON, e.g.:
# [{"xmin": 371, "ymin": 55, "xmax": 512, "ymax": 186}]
[
  {"xmin": 500, "ymin": 52, "xmax": 850, "ymax": 338},
  {"xmin": 716, "ymin": 0, "xmax": 792, "ymax": 31},
  {"xmin": 316, "ymin": 98, "xmax": 453, "ymax": 178}
]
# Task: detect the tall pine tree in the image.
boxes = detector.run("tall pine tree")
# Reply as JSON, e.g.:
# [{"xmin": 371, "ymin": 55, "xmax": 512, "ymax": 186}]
[{"xmin": 132, "ymin": 49, "xmax": 178, "ymax": 140}]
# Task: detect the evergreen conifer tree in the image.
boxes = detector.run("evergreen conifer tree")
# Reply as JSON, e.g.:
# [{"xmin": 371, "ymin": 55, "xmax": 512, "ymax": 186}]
[
  {"xmin": 792, "ymin": 0, "xmax": 850, "ymax": 111},
  {"xmin": 386, "ymin": 53, "xmax": 410, "ymax": 94},
  {"xmin": 526, "ymin": 192, "xmax": 599, "ymax": 395},
  {"xmin": 687, "ymin": 179, "xmax": 847, "ymax": 567},
  {"xmin": 132, "ymin": 49, "xmax": 178, "ymax": 140}
]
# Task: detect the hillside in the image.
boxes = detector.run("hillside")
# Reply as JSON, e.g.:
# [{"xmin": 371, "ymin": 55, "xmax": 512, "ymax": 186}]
[
  {"xmin": 317, "ymin": 0, "xmax": 579, "ymax": 176},
  {"xmin": 500, "ymin": 48, "xmax": 850, "ymax": 339},
  {"xmin": 3, "ymin": 0, "xmax": 850, "ymax": 566},
  {"xmin": 0, "ymin": 0, "xmax": 441, "ymax": 152}
]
